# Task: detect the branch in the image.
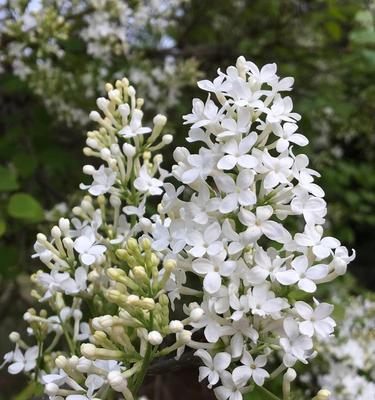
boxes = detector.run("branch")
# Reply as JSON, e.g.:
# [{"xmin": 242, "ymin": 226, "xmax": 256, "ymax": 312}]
[{"xmin": 146, "ymin": 350, "xmax": 200, "ymax": 376}]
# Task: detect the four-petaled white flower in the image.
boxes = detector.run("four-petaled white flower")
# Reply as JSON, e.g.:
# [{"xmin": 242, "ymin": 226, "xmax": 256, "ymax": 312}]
[
  {"xmin": 248, "ymin": 283, "xmax": 289, "ymax": 317},
  {"xmin": 239, "ymin": 205, "xmax": 291, "ymax": 243},
  {"xmin": 134, "ymin": 165, "xmax": 163, "ymax": 195},
  {"xmin": 192, "ymin": 252, "xmax": 237, "ymax": 294},
  {"xmin": 217, "ymin": 134, "xmax": 258, "ymax": 170},
  {"xmin": 80, "ymin": 165, "xmax": 116, "ymax": 196},
  {"xmin": 195, "ymin": 349, "xmax": 231, "ymax": 388},
  {"xmin": 280, "ymin": 318, "xmax": 313, "ymax": 367},
  {"xmin": 295, "ymin": 225, "xmax": 340, "ymax": 260},
  {"xmin": 118, "ymin": 109, "xmax": 151, "ymax": 138},
  {"xmin": 261, "ymin": 151, "xmax": 293, "ymax": 189},
  {"xmin": 295, "ymin": 300, "xmax": 335, "ymax": 338},
  {"xmin": 273, "ymin": 122, "xmax": 308, "ymax": 153},
  {"xmin": 232, "ymin": 351, "xmax": 269, "ymax": 386},
  {"xmin": 215, "ymin": 170, "xmax": 256, "ymax": 213},
  {"xmin": 276, "ymin": 255, "xmax": 328, "ymax": 293},
  {"xmin": 74, "ymin": 235, "xmax": 106, "ymax": 265},
  {"xmin": 187, "ymin": 222, "xmax": 223, "ymax": 258},
  {"xmin": 7, "ymin": 346, "xmax": 38, "ymax": 375},
  {"xmin": 291, "ymin": 194, "xmax": 326, "ymax": 225},
  {"xmin": 183, "ymin": 98, "xmax": 223, "ymax": 128},
  {"xmin": 214, "ymin": 370, "xmax": 247, "ymax": 400},
  {"xmin": 265, "ymin": 94, "xmax": 301, "ymax": 124}
]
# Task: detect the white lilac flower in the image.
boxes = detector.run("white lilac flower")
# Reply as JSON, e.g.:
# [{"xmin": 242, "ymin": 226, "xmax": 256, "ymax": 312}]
[
  {"xmin": 183, "ymin": 97, "xmax": 223, "ymax": 128},
  {"xmin": 294, "ymin": 299, "xmax": 335, "ymax": 338},
  {"xmin": 265, "ymin": 94, "xmax": 301, "ymax": 124},
  {"xmin": 273, "ymin": 122, "xmax": 308, "ymax": 153},
  {"xmin": 248, "ymin": 283, "xmax": 289, "ymax": 317},
  {"xmin": 290, "ymin": 194, "xmax": 327, "ymax": 225},
  {"xmin": 232, "ymin": 352, "xmax": 269, "ymax": 386},
  {"xmin": 295, "ymin": 225, "xmax": 340, "ymax": 260},
  {"xmin": 214, "ymin": 370, "xmax": 247, "ymax": 400},
  {"xmin": 80, "ymin": 165, "xmax": 116, "ymax": 196},
  {"xmin": 192, "ymin": 252, "xmax": 237, "ymax": 294},
  {"xmin": 239, "ymin": 205, "xmax": 291, "ymax": 243},
  {"xmin": 118, "ymin": 109, "xmax": 151, "ymax": 138},
  {"xmin": 187, "ymin": 222, "xmax": 224, "ymax": 258},
  {"xmin": 134, "ymin": 165, "xmax": 163, "ymax": 195},
  {"xmin": 217, "ymin": 134, "xmax": 258, "ymax": 170},
  {"xmin": 37, "ymin": 270, "xmax": 78, "ymax": 300},
  {"xmin": 276, "ymin": 255, "xmax": 329, "ymax": 293},
  {"xmin": 73, "ymin": 235, "xmax": 106, "ymax": 266},
  {"xmin": 215, "ymin": 170, "xmax": 256, "ymax": 213},
  {"xmin": 7, "ymin": 346, "xmax": 38, "ymax": 375},
  {"xmin": 280, "ymin": 318, "xmax": 313, "ymax": 367},
  {"xmin": 216, "ymin": 109, "xmax": 252, "ymax": 139},
  {"xmin": 261, "ymin": 151, "xmax": 293, "ymax": 189},
  {"xmin": 195, "ymin": 349, "xmax": 231, "ymax": 388}
]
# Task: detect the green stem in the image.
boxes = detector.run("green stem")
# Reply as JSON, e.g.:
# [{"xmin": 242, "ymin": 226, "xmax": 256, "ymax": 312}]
[
  {"xmin": 257, "ymin": 386, "xmax": 283, "ymax": 400},
  {"xmin": 132, "ymin": 342, "xmax": 153, "ymax": 396},
  {"xmin": 34, "ymin": 341, "xmax": 43, "ymax": 382},
  {"xmin": 59, "ymin": 318, "xmax": 75, "ymax": 355}
]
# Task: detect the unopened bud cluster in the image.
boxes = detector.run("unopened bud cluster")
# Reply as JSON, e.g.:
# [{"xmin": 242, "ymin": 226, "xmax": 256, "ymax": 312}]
[{"xmin": 0, "ymin": 79, "xmax": 192, "ymax": 400}]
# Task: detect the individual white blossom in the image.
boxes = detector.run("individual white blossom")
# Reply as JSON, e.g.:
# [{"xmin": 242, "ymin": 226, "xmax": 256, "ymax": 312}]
[
  {"xmin": 73, "ymin": 235, "xmax": 106, "ymax": 266},
  {"xmin": 232, "ymin": 352, "xmax": 269, "ymax": 386},
  {"xmin": 195, "ymin": 349, "xmax": 231, "ymax": 388},
  {"xmin": 7, "ymin": 346, "xmax": 38, "ymax": 375}
]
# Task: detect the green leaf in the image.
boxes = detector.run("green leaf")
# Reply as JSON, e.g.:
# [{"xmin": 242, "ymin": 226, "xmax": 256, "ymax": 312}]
[
  {"xmin": 7, "ymin": 193, "xmax": 44, "ymax": 222},
  {"xmin": 0, "ymin": 165, "xmax": 19, "ymax": 191}
]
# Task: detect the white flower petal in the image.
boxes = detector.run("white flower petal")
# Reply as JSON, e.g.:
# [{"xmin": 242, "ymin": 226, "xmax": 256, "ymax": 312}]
[{"xmin": 203, "ymin": 272, "xmax": 221, "ymax": 294}]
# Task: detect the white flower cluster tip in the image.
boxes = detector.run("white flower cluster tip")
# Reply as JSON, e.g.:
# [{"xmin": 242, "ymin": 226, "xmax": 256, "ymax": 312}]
[
  {"xmin": 1, "ymin": 57, "xmax": 354, "ymax": 400},
  {"xmin": 152, "ymin": 56, "xmax": 355, "ymax": 399}
]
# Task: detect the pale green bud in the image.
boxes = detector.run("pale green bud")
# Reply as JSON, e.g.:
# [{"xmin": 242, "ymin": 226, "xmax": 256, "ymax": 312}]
[
  {"xmin": 314, "ymin": 390, "xmax": 331, "ymax": 400},
  {"xmin": 178, "ymin": 330, "xmax": 192, "ymax": 344},
  {"xmin": 159, "ymin": 294, "xmax": 169, "ymax": 307}
]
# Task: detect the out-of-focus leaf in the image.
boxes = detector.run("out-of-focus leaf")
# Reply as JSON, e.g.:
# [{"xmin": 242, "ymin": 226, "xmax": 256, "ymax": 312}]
[
  {"xmin": 355, "ymin": 10, "xmax": 373, "ymax": 26},
  {"xmin": 325, "ymin": 21, "xmax": 342, "ymax": 40},
  {"xmin": 0, "ymin": 244, "xmax": 19, "ymax": 278},
  {"xmin": 332, "ymin": 303, "xmax": 346, "ymax": 321},
  {"xmin": 7, "ymin": 193, "xmax": 44, "ymax": 222},
  {"xmin": 0, "ymin": 166, "xmax": 19, "ymax": 192},
  {"xmin": 11, "ymin": 382, "xmax": 44, "ymax": 400},
  {"xmin": 0, "ymin": 218, "xmax": 6, "ymax": 236},
  {"xmin": 12, "ymin": 153, "xmax": 38, "ymax": 178},
  {"xmin": 288, "ymin": 289, "xmax": 311, "ymax": 302},
  {"xmin": 350, "ymin": 29, "xmax": 375, "ymax": 45}
]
